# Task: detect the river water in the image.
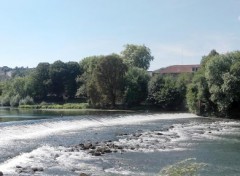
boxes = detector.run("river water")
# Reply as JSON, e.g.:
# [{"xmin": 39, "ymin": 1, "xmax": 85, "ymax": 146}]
[{"xmin": 0, "ymin": 107, "xmax": 240, "ymax": 175}]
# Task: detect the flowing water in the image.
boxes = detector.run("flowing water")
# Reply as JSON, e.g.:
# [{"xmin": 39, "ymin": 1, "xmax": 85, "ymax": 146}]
[{"xmin": 0, "ymin": 107, "xmax": 240, "ymax": 175}]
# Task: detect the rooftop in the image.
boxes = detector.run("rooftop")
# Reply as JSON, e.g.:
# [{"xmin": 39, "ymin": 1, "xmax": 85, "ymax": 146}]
[{"xmin": 153, "ymin": 65, "xmax": 200, "ymax": 74}]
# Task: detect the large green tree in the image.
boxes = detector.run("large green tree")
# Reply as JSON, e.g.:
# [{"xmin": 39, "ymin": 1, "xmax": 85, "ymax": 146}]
[
  {"xmin": 49, "ymin": 60, "xmax": 67, "ymax": 98},
  {"xmin": 29, "ymin": 62, "xmax": 51, "ymax": 101},
  {"xmin": 76, "ymin": 56, "xmax": 101, "ymax": 100},
  {"xmin": 94, "ymin": 54, "xmax": 127, "ymax": 107},
  {"xmin": 121, "ymin": 44, "xmax": 154, "ymax": 70},
  {"xmin": 64, "ymin": 62, "xmax": 81, "ymax": 98},
  {"xmin": 205, "ymin": 51, "xmax": 240, "ymax": 116},
  {"xmin": 124, "ymin": 67, "xmax": 150, "ymax": 106},
  {"xmin": 186, "ymin": 50, "xmax": 219, "ymax": 115},
  {"xmin": 187, "ymin": 50, "xmax": 240, "ymax": 117}
]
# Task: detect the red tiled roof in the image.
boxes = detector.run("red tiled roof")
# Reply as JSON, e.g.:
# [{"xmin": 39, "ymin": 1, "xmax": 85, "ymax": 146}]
[{"xmin": 154, "ymin": 65, "xmax": 200, "ymax": 74}]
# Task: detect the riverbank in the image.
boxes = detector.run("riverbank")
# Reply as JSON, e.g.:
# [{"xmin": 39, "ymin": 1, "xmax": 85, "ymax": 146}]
[
  {"xmin": 18, "ymin": 103, "xmax": 187, "ymax": 113},
  {"xmin": 19, "ymin": 103, "xmax": 90, "ymax": 109}
]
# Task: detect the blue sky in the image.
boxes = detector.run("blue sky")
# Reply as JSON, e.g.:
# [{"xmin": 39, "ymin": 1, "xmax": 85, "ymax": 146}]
[{"xmin": 0, "ymin": 0, "xmax": 239, "ymax": 71}]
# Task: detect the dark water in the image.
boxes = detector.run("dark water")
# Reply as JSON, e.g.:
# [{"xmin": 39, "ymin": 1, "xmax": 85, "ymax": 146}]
[{"xmin": 0, "ymin": 107, "xmax": 240, "ymax": 175}]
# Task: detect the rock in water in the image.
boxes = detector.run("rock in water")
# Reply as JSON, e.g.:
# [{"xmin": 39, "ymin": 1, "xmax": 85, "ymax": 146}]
[
  {"xmin": 80, "ymin": 173, "xmax": 89, "ymax": 176},
  {"xmin": 83, "ymin": 143, "xmax": 92, "ymax": 150},
  {"xmin": 93, "ymin": 152, "xmax": 101, "ymax": 156},
  {"xmin": 31, "ymin": 167, "xmax": 44, "ymax": 172},
  {"xmin": 0, "ymin": 171, "xmax": 3, "ymax": 176}
]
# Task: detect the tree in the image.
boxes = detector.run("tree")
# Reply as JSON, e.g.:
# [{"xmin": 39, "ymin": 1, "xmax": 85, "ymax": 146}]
[
  {"xmin": 186, "ymin": 70, "xmax": 215, "ymax": 115},
  {"xmin": 64, "ymin": 62, "xmax": 81, "ymax": 98},
  {"xmin": 148, "ymin": 75, "xmax": 183, "ymax": 110},
  {"xmin": 200, "ymin": 49, "xmax": 219, "ymax": 70},
  {"xmin": 29, "ymin": 62, "xmax": 51, "ymax": 101},
  {"xmin": 121, "ymin": 44, "xmax": 154, "ymax": 70},
  {"xmin": 49, "ymin": 60, "xmax": 67, "ymax": 98},
  {"xmin": 186, "ymin": 50, "xmax": 220, "ymax": 115},
  {"xmin": 94, "ymin": 54, "xmax": 127, "ymax": 107},
  {"xmin": 124, "ymin": 67, "xmax": 150, "ymax": 106},
  {"xmin": 1, "ymin": 66, "xmax": 11, "ymax": 75},
  {"xmin": 0, "ymin": 76, "xmax": 31, "ymax": 107},
  {"xmin": 205, "ymin": 51, "xmax": 240, "ymax": 116},
  {"xmin": 76, "ymin": 56, "xmax": 101, "ymax": 99},
  {"xmin": 187, "ymin": 50, "xmax": 240, "ymax": 117}
]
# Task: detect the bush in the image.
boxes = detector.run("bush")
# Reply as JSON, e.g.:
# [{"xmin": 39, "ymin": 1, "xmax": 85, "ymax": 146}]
[
  {"xmin": 19, "ymin": 96, "xmax": 34, "ymax": 105},
  {"xmin": 19, "ymin": 103, "xmax": 89, "ymax": 109},
  {"xmin": 124, "ymin": 67, "xmax": 150, "ymax": 106},
  {"xmin": 0, "ymin": 94, "xmax": 11, "ymax": 106},
  {"xmin": 147, "ymin": 75, "xmax": 184, "ymax": 110},
  {"xmin": 10, "ymin": 94, "xmax": 21, "ymax": 107}
]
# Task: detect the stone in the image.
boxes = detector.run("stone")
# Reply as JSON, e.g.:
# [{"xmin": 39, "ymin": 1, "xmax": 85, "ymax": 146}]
[
  {"xmin": 83, "ymin": 143, "xmax": 92, "ymax": 150},
  {"xmin": 93, "ymin": 152, "xmax": 101, "ymax": 156},
  {"xmin": 32, "ymin": 167, "xmax": 38, "ymax": 172},
  {"xmin": 32, "ymin": 167, "xmax": 44, "ymax": 172},
  {"xmin": 38, "ymin": 167, "xmax": 44, "ymax": 171},
  {"xmin": 104, "ymin": 148, "xmax": 112, "ymax": 153},
  {"xmin": 90, "ymin": 145, "xmax": 96, "ymax": 149},
  {"xmin": 15, "ymin": 167, "xmax": 32, "ymax": 174},
  {"xmin": 117, "ymin": 146, "xmax": 123, "ymax": 149},
  {"xmin": 134, "ymin": 134, "xmax": 142, "ymax": 137},
  {"xmin": 80, "ymin": 173, "xmax": 89, "ymax": 176},
  {"xmin": 0, "ymin": 171, "xmax": 3, "ymax": 176}
]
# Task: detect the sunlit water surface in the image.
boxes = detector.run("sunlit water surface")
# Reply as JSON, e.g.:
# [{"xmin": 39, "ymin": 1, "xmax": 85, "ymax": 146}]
[{"xmin": 0, "ymin": 107, "xmax": 240, "ymax": 175}]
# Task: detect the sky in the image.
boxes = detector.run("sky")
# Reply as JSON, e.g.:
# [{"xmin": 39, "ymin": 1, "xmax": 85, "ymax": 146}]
[{"xmin": 0, "ymin": 0, "xmax": 239, "ymax": 71}]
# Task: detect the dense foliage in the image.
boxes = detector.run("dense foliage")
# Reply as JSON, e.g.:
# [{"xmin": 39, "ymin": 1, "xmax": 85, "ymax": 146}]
[
  {"xmin": 187, "ymin": 50, "xmax": 240, "ymax": 117},
  {"xmin": 147, "ymin": 74, "xmax": 190, "ymax": 110},
  {"xmin": 121, "ymin": 44, "xmax": 154, "ymax": 70},
  {"xmin": 124, "ymin": 67, "xmax": 150, "ymax": 106},
  {"xmin": 0, "ymin": 61, "xmax": 81, "ymax": 106},
  {"xmin": 1, "ymin": 44, "xmax": 239, "ymax": 118}
]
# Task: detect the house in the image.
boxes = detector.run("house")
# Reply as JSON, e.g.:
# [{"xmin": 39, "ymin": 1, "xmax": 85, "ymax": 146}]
[{"xmin": 152, "ymin": 64, "xmax": 200, "ymax": 76}]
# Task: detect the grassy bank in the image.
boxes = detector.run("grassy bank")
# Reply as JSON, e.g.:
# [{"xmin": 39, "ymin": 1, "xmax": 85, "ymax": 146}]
[{"xmin": 19, "ymin": 103, "xmax": 89, "ymax": 109}]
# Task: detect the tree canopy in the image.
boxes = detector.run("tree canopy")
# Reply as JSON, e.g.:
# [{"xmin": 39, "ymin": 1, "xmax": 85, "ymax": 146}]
[
  {"xmin": 121, "ymin": 44, "xmax": 154, "ymax": 70},
  {"xmin": 187, "ymin": 50, "xmax": 240, "ymax": 117},
  {"xmin": 94, "ymin": 54, "xmax": 127, "ymax": 107}
]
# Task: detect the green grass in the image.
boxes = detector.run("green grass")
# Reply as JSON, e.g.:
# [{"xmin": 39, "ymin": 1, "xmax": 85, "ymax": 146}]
[{"xmin": 19, "ymin": 103, "xmax": 89, "ymax": 109}]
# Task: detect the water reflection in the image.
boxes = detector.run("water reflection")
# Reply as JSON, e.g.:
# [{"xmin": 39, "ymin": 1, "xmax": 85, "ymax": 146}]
[{"xmin": 0, "ymin": 107, "xmax": 134, "ymax": 123}]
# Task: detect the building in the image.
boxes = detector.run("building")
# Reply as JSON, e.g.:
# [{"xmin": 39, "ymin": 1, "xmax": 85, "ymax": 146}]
[{"xmin": 152, "ymin": 64, "xmax": 200, "ymax": 76}]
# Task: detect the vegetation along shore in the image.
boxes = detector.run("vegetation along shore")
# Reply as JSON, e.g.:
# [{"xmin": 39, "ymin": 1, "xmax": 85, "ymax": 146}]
[{"xmin": 1, "ymin": 44, "xmax": 240, "ymax": 118}]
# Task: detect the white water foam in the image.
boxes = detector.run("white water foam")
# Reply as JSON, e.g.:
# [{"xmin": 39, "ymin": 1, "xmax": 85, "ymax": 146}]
[
  {"xmin": 0, "ymin": 145, "xmax": 104, "ymax": 175},
  {"xmin": 0, "ymin": 113, "xmax": 197, "ymax": 146},
  {"xmin": 170, "ymin": 120, "xmax": 240, "ymax": 142},
  {"xmin": 0, "ymin": 114, "xmax": 240, "ymax": 175}
]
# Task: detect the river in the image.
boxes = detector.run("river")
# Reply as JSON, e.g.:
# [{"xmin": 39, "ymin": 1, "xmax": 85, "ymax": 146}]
[{"xmin": 0, "ymin": 107, "xmax": 240, "ymax": 175}]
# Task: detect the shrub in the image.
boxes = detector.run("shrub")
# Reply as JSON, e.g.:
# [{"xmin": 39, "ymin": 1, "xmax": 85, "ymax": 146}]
[
  {"xmin": 10, "ymin": 94, "xmax": 21, "ymax": 107},
  {"xmin": 0, "ymin": 94, "xmax": 11, "ymax": 106},
  {"xmin": 19, "ymin": 96, "xmax": 34, "ymax": 105}
]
